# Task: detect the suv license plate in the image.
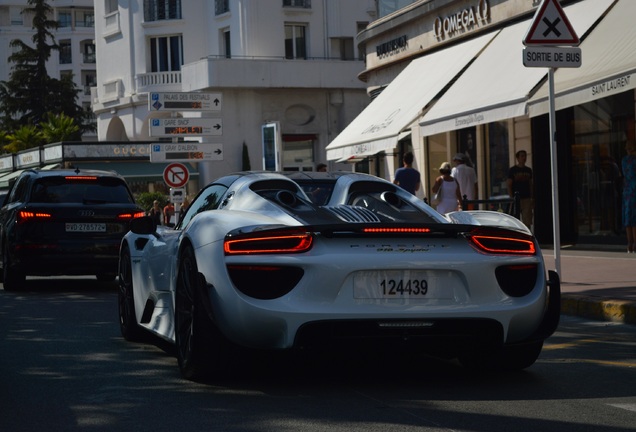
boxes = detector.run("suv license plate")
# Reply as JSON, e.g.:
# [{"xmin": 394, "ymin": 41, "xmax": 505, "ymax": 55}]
[{"xmin": 65, "ymin": 223, "xmax": 106, "ymax": 232}]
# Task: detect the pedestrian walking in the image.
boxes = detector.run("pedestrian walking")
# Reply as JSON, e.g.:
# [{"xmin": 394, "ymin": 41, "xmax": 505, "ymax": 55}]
[
  {"xmin": 393, "ymin": 152, "xmax": 421, "ymax": 195},
  {"xmin": 431, "ymin": 162, "xmax": 462, "ymax": 214},
  {"xmin": 148, "ymin": 200, "xmax": 163, "ymax": 225},
  {"xmin": 451, "ymin": 153, "xmax": 477, "ymax": 207}
]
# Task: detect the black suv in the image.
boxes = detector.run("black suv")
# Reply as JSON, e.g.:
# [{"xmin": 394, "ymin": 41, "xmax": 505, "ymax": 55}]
[{"xmin": 0, "ymin": 168, "xmax": 144, "ymax": 291}]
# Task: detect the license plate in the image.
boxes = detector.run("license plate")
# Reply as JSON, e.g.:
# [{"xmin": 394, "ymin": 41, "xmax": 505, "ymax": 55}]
[
  {"xmin": 353, "ymin": 271, "xmax": 449, "ymax": 299},
  {"xmin": 65, "ymin": 223, "xmax": 106, "ymax": 232}
]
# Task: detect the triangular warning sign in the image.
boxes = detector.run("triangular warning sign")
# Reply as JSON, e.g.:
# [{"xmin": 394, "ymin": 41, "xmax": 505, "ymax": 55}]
[{"xmin": 524, "ymin": 0, "xmax": 579, "ymax": 46}]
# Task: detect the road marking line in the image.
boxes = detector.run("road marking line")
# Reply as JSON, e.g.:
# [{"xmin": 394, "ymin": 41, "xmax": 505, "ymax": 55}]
[{"xmin": 607, "ymin": 404, "xmax": 636, "ymax": 413}]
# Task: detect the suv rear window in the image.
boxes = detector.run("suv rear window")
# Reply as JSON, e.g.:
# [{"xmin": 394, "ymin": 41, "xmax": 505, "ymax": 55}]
[{"xmin": 30, "ymin": 177, "xmax": 134, "ymax": 204}]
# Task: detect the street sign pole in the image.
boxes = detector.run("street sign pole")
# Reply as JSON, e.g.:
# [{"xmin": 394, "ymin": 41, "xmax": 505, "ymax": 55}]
[
  {"xmin": 523, "ymin": 0, "xmax": 580, "ymax": 277},
  {"xmin": 548, "ymin": 68, "xmax": 561, "ymax": 276}
]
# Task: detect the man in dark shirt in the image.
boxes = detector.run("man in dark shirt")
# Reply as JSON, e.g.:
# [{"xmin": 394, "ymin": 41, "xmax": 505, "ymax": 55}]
[
  {"xmin": 393, "ymin": 152, "xmax": 421, "ymax": 195},
  {"xmin": 507, "ymin": 150, "xmax": 533, "ymax": 228}
]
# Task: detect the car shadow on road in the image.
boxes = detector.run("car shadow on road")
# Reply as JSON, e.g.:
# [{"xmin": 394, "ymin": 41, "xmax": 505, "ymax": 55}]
[{"xmin": 10, "ymin": 276, "xmax": 119, "ymax": 293}]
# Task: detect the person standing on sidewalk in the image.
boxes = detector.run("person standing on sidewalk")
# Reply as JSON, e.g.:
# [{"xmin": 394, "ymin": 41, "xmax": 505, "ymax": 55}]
[
  {"xmin": 451, "ymin": 153, "xmax": 477, "ymax": 208},
  {"xmin": 393, "ymin": 152, "xmax": 421, "ymax": 195},
  {"xmin": 507, "ymin": 150, "xmax": 534, "ymax": 228},
  {"xmin": 621, "ymin": 140, "xmax": 636, "ymax": 252},
  {"xmin": 432, "ymin": 162, "xmax": 462, "ymax": 214}
]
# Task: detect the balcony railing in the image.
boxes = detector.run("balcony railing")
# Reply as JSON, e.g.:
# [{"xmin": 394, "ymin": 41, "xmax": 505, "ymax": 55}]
[
  {"xmin": 136, "ymin": 71, "xmax": 182, "ymax": 93},
  {"xmin": 283, "ymin": 0, "xmax": 311, "ymax": 8},
  {"xmin": 83, "ymin": 53, "xmax": 96, "ymax": 64},
  {"xmin": 144, "ymin": 0, "xmax": 182, "ymax": 22}
]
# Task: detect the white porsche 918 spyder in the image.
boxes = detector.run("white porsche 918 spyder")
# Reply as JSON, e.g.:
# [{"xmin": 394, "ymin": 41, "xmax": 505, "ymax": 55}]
[{"xmin": 118, "ymin": 171, "xmax": 560, "ymax": 380}]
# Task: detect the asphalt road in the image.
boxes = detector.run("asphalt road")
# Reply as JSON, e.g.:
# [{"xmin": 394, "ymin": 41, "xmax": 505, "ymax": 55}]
[{"xmin": 0, "ymin": 277, "xmax": 634, "ymax": 432}]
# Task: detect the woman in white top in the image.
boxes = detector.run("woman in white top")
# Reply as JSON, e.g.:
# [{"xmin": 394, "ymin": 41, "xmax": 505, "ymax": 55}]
[{"xmin": 431, "ymin": 162, "xmax": 462, "ymax": 214}]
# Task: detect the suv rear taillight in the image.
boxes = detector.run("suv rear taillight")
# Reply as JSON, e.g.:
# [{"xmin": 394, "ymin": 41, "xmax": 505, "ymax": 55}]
[
  {"xmin": 118, "ymin": 211, "xmax": 146, "ymax": 220},
  {"xmin": 17, "ymin": 211, "xmax": 52, "ymax": 223},
  {"xmin": 64, "ymin": 176, "xmax": 97, "ymax": 181}
]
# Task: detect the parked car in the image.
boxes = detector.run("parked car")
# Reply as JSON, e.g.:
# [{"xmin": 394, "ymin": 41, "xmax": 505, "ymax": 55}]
[
  {"xmin": 118, "ymin": 171, "xmax": 560, "ymax": 380},
  {"xmin": 0, "ymin": 168, "xmax": 145, "ymax": 290}
]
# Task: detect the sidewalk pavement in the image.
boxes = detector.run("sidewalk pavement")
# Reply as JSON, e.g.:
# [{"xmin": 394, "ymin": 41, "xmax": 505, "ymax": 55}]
[{"xmin": 541, "ymin": 248, "xmax": 636, "ymax": 325}]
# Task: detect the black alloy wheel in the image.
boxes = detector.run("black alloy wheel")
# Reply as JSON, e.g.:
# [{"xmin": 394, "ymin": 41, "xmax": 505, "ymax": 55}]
[
  {"xmin": 175, "ymin": 245, "xmax": 231, "ymax": 380},
  {"xmin": 118, "ymin": 245, "xmax": 144, "ymax": 341}
]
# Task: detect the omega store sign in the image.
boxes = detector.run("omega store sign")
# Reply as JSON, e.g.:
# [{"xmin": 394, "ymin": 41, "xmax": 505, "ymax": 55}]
[{"xmin": 373, "ymin": 0, "xmax": 491, "ymax": 65}]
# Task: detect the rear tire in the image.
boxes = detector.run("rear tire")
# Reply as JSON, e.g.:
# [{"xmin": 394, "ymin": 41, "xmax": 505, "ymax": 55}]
[
  {"xmin": 175, "ymin": 245, "xmax": 232, "ymax": 380},
  {"xmin": 3, "ymin": 246, "xmax": 25, "ymax": 292},
  {"xmin": 459, "ymin": 340, "xmax": 544, "ymax": 371},
  {"xmin": 500, "ymin": 341, "xmax": 544, "ymax": 370},
  {"xmin": 97, "ymin": 273, "xmax": 117, "ymax": 282},
  {"xmin": 118, "ymin": 245, "xmax": 145, "ymax": 341}
]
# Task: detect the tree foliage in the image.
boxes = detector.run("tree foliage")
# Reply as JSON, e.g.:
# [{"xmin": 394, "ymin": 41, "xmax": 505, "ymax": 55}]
[
  {"xmin": 40, "ymin": 112, "xmax": 81, "ymax": 143},
  {"xmin": 136, "ymin": 192, "xmax": 168, "ymax": 213},
  {"xmin": 3, "ymin": 125, "xmax": 44, "ymax": 154},
  {"xmin": 0, "ymin": 0, "xmax": 92, "ymax": 136}
]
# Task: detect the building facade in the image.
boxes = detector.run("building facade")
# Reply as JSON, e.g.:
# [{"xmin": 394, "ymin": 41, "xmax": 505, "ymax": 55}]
[
  {"xmin": 91, "ymin": 0, "xmax": 377, "ymax": 185},
  {"xmin": 328, "ymin": 0, "xmax": 634, "ymax": 247},
  {"xmin": 0, "ymin": 0, "xmax": 97, "ymax": 139}
]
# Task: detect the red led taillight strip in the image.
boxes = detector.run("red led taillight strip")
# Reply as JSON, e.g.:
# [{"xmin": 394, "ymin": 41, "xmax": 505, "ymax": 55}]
[
  {"xmin": 17, "ymin": 211, "xmax": 52, "ymax": 222},
  {"xmin": 118, "ymin": 211, "xmax": 146, "ymax": 219},
  {"xmin": 64, "ymin": 176, "xmax": 97, "ymax": 181},
  {"xmin": 362, "ymin": 227, "xmax": 431, "ymax": 234},
  {"xmin": 224, "ymin": 231, "xmax": 313, "ymax": 255},
  {"xmin": 469, "ymin": 234, "xmax": 536, "ymax": 255}
]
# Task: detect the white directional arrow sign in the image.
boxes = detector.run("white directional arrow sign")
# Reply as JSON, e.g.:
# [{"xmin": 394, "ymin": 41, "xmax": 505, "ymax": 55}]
[
  {"xmin": 149, "ymin": 92, "xmax": 222, "ymax": 111},
  {"xmin": 150, "ymin": 142, "xmax": 224, "ymax": 162},
  {"xmin": 149, "ymin": 118, "xmax": 223, "ymax": 137}
]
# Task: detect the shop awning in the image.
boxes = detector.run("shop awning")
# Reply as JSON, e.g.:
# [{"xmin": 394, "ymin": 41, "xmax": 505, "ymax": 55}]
[
  {"xmin": 0, "ymin": 170, "xmax": 25, "ymax": 189},
  {"xmin": 419, "ymin": 0, "xmax": 614, "ymax": 136},
  {"xmin": 528, "ymin": 0, "xmax": 633, "ymax": 117},
  {"xmin": 325, "ymin": 32, "xmax": 498, "ymax": 161}
]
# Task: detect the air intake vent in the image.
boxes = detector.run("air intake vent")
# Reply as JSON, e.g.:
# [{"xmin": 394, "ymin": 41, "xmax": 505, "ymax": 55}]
[{"xmin": 323, "ymin": 205, "xmax": 381, "ymax": 223}]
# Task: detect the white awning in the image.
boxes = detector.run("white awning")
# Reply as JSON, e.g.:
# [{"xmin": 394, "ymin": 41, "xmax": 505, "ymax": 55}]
[
  {"xmin": 419, "ymin": 0, "xmax": 614, "ymax": 136},
  {"xmin": 0, "ymin": 170, "xmax": 25, "ymax": 189},
  {"xmin": 528, "ymin": 0, "xmax": 634, "ymax": 117},
  {"xmin": 325, "ymin": 32, "xmax": 498, "ymax": 161}
]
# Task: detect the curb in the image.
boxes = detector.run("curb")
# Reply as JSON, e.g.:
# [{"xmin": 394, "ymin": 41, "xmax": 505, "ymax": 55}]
[{"xmin": 561, "ymin": 294, "xmax": 636, "ymax": 325}]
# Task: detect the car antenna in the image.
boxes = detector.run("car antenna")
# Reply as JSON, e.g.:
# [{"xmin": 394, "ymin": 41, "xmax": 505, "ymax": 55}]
[{"xmin": 74, "ymin": 167, "xmax": 80, "ymax": 174}]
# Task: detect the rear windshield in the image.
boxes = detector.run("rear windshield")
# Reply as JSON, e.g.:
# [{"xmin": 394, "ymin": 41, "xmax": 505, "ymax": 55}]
[
  {"xmin": 297, "ymin": 181, "xmax": 335, "ymax": 205},
  {"xmin": 30, "ymin": 177, "xmax": 135, "ymax": 204}
]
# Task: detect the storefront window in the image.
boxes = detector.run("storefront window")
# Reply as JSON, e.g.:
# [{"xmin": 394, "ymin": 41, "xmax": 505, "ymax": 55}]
[
  {"xmin": 573, "ymin": 92, "xmax": 634, "ymax": 238},
  {"xmin": 487, "ymin": 122, "xmax": 510, "ymax": 197},
  {"xmin": 426, "ymin": 133, "xmax": 447, "ymax": 200},
  {"xmin": 282, "ymin": 136, "xmax": 314, "ymax": 171},
  {"xmin": 456, "ymin": 127, "xmax": 477, "ymax": 171}
]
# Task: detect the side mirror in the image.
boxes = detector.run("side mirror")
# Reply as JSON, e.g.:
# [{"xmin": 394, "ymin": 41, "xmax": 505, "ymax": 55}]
[{"xmin": 130, "ymin": 216, "xmax": 156, "ymax": 235}]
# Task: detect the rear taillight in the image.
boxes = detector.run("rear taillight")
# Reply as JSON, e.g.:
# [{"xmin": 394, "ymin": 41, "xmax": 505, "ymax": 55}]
[
  {"xmin": 468, "ymin": 232, "xmax": 536, "ymax": 255},
  {"xmin": 363, "ymin": 227, "xmax": 431, "ymax": 234},
  {"xmin": 118, "ymin": 211, "xmax": 146, "ymax": 220},
  {"xmin": 17, "ymin": 211, "xmax": 52, "ymax": 223},
  {"xmin": 65, "ymin": 176, "xmax": 97, "ymax": 181},
  {"xmin": 224, "ymin": 229, "xmax": 313, "ymax": 255}
]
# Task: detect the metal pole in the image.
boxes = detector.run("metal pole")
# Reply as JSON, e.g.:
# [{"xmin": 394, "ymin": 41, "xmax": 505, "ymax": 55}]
[{"xmin": 548, "ymin": 68, "xmax": 561, "ymax": 275}]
